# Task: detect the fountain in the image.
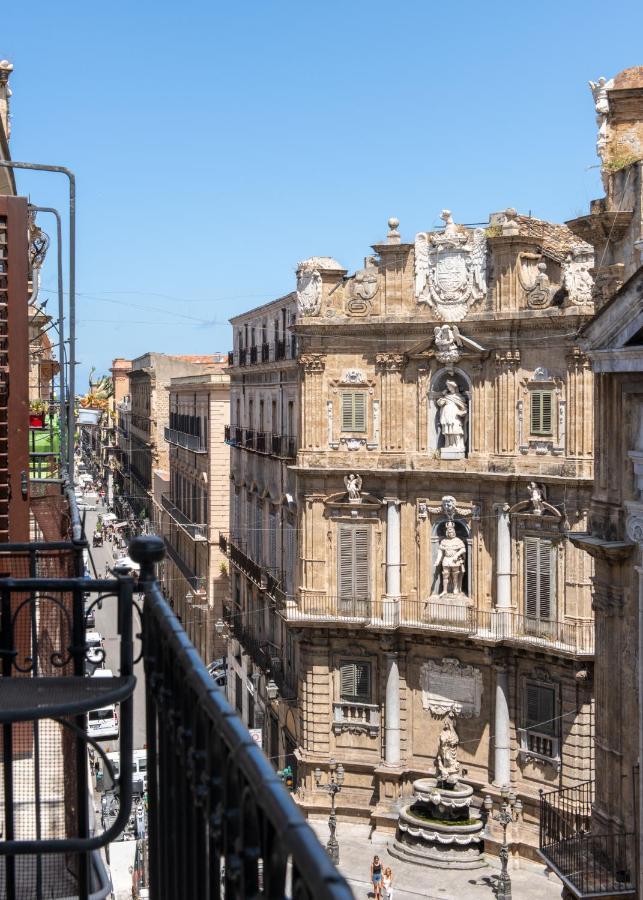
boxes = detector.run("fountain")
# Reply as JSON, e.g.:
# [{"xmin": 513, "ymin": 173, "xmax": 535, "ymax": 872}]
[{"xmin": 390, "ymin": 713, "xmax": 485, "ymax": 869}]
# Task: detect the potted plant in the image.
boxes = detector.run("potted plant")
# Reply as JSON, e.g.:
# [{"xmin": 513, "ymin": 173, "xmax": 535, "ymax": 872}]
[
  {"xmin": 29, "ymin": 398, "xmax": 46, "ymax": 428},
  {"xmin": 77, "ymin": 369, "xmax": 114, "ymax": 425}
]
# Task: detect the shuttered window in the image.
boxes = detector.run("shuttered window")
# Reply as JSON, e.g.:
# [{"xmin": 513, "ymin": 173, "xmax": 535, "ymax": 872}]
[
  {"xmin": 232, "ymin": 489, "xmax": 240, "ymax": 541},
  {"xmin": 269, "ymin": 508, "xmax": 277, "ymax": 573},
  {"xmin": 530, "ymin": 391, "xmax": 553, "ymax": 435},
  {"xmin": 340, "ymin": 661, "xmax": 371, "ymax": 702},
  {"xmin": 524, "ymin": 537, "xmax": 555, "ymax": 621},
  {"xmin": 338, "ymin": 526, "xmax": 370, "ymax": 599},
  {"xmin": 341, "ymin": 392, "xmax": 367, "ymax": 432},
  {"xmin": 525, "ymin": 682, "xmax": 556, "ymax": 736},
  {"xmin": 254, "ymin": 501, "xmax": 263, "ymax": 564},
  {"xmin": 285, "ymin": 523, "xmax": 296, "ymax": 593}
]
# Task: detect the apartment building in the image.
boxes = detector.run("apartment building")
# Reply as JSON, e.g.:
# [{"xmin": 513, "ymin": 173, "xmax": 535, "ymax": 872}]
[
  {"xmin": 115, "ymin": 353, "xmax": 222, "ymax": 524},
  {"xmin": 157, "ymin": 368, "xmax": 230, "ymax": 663},
  {"xmin": 224, "ymin": 207, "xmax": 600, "ymax": 858}
]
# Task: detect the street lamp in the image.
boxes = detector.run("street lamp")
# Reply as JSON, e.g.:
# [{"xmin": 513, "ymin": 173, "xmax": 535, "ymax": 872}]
[
  {"xmin": 484, "ymin": 786, "xmax": 523, "ymax": 900},
  {"xmin": 314, "ymin": 758, "xmax": 345, "ymax": 865}
]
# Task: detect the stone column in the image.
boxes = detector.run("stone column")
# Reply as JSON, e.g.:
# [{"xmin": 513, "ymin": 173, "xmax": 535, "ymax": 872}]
[
  {"xmin": 384, "ymin": 650, "xmax": 401, "ymax": 766},
  {"xmin": 493, "ymin": 666, "xmax": 511, "ymax": 787},
  {"xmin": 385, "ymin": 498, "xmax": 401, "ymax": 598}
]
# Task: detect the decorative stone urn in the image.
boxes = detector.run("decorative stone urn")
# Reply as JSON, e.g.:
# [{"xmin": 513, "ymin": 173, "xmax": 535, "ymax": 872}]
[
  {"xmin": 78, "ymin": 407, "xmax": 103, "ymax": 426},
  {"xmin": 390, "ymin": 776, "xmax": 485, "ymax": 869}
]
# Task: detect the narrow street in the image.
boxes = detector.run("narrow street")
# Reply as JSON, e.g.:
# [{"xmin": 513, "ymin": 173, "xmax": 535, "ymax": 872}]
[{"xmin": 82, "ymin": 504, "xmax": 147, "ymax": 752}]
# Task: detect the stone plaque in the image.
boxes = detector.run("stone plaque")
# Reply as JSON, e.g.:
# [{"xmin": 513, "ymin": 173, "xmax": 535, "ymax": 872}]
[{"xmin": 420, "ymin": 657, "xmax": 482, "ymax": 718}]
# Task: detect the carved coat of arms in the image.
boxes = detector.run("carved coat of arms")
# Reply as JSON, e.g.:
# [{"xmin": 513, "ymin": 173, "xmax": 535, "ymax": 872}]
[
  {"xmin": 346, "ymin": 256, "xmax": 379, "ymax": 316},
  {"xmin": 563, "ymin": 248, "xmax": 594, "ymax": 306},
  {"xmin": 415, "ymin": 210, "xmax": 487, "ymax": 322}
]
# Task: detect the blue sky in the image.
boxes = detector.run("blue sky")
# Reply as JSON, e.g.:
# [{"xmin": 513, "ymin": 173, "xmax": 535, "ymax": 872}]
[{"xmin": 3, "ymin": 0, "xmax": 643, "ymax": 390}]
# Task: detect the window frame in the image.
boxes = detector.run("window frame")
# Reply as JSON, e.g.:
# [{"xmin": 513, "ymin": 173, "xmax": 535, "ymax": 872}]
[
  {"xmin": 339, "ymin": 659, "xmax": 371, "ymax": 703},
  {"xmin": 519, "ymin": 678, "xmax": 560, "ymax": 766},
  {"xmin": 340, "ymin": 391, "xmax": 367, "ymax": 433},
  {"xmin": 524, "ymin": 535, "xmax": 556, "ymax": 622},
  {"xmin": 530, "ymin": 390, "xmax": 554, "ymax": 436},
  {"xmin": 337, "ymin": 524, "xmax": 371, "ymax": 603}
]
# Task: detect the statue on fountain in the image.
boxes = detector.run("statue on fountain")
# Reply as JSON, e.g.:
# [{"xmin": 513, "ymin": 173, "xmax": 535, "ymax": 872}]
[{"xmin": 437, "ymin": 712, "xmax": 461, "ymax": 785}]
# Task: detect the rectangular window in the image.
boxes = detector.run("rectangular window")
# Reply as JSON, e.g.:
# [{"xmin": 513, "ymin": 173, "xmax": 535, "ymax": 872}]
[
  {"xmin": 338, "ymin": 525, "xmax": 370, "ymax": 600},
  {"xmin": 530, "ymin": 391, "xmax": 553, "ymax": 435},
  {"xmin": 341, "ymin": 392, "xmax": 366, "ymax": 432},
  {"xmin": 521, "ymin": 680, "xmax": 559, "ymax": 761},
  {"xmin": 340, "ymin": 660, "xmax": 371, "ymax": 702},
  {"xmin": 524, "ymin": 536, "xmax": 555, "ymax": 621},
  {"xmin": 285, "ymin": 523, "xmax": 296, "ymax": 594},
  {"xmin": 269, "ymin": 508, "xmax": 277, "ymax": 573}
]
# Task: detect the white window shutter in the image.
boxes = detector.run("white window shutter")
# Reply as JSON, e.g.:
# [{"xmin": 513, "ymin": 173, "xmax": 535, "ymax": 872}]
[{"xmin": 340, "ymin": 662, "xmax": 356, "ymax": 697}]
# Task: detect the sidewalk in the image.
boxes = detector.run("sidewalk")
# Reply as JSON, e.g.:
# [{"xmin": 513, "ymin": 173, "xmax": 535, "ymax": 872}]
[{"xmin": 308, "ymin": 821, "xmax": 563, "ymax": 900}]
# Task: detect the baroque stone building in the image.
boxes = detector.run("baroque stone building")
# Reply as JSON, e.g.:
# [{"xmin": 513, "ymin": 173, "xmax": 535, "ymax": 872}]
[
  {"xmin": 225, "ymin": 203, "xmax": 598, "ymax": 857},
  {"xmin": 539, "ymin": 67, "xmax": 643, "ymax": 898}
]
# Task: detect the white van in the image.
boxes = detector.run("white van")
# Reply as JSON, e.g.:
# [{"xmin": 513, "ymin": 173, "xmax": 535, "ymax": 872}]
[
  {"xmin": 105, "ymin": 749, "xmax": 147, "ymax": 792},
  {"xmin": 88, "ymin": 704, "xmax": 119, "ymax": 741}
]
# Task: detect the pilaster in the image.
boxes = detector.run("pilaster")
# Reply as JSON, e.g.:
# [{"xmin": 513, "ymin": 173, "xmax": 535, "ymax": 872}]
[
  {"xmin": 494, "ymin": 350, "xmax": 520, "ymax": 455},
  {"xmin": 376, "ymin": 353, "xmax": 405, "ymax": 451},
  {"xmin": 299, "ymin": 354, "xmax": 325, "ymax": 449}
]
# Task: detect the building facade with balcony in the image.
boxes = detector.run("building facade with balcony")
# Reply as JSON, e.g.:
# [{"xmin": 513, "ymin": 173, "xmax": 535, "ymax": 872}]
[
  {"xmin": 119, "ymin": 353, "xmax": 222, "ymax": 523},
  {"xmin": 224, "ymin": 221, "xmax": 598, "ymax": 859},
  {"xmin": 157, "ymin": 369, "xmax": 230, "ymax": 664},
  {"xmin": 225, "ymin": 293, "xmax": 300, "ymax": 747}
]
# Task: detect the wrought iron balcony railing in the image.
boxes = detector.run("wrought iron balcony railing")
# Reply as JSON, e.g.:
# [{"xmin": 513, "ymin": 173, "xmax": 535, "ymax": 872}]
[
  {"xmin": 164, "ymin": 426, "xmax": 207, "ymax": 453},
  {"xmin": 227, "ymin": 338, "xmax": 298, "ymax": 367},
  {"xmin": 539, "ymin": 781, "xmax": 635, "ymax": 896},
  {"xmin": 163, "ymin": 536, "xmax": 205, "ymax": 592},
  {"xmin": 224, "ymin": 426, "xmax": 297, "ymax": 460},
  {"xmin": 138, "ymin": 537, "xmax": 351, "ymax": 900},
  {"xmin": 161, "ymin": 493, "xmax": 206, "ymax": 540},
  {"xmin": 222, "ymin": 534, "xmax": 284, "ymax": 599}
]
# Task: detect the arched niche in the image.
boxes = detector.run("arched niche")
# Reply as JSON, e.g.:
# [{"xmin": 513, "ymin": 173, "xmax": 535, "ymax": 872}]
[
  {"xmin": 429, "ymin": 518, "xmax": 472, "ymax": 600},
  {"xmin": 428, "ymin": 367, "xmax": 472, "ymax": 459}
]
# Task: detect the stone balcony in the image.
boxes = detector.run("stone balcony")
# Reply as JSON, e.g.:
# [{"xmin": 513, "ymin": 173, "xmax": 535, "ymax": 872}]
[{"xmin": 276, "ymin": 595, "xmax": 594, "ymax": 657}]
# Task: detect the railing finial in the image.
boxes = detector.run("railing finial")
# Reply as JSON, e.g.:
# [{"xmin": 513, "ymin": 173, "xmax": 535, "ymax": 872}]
[{"xmin": 129, "ymin": 535, "xmax": 165, "ymax": 581}]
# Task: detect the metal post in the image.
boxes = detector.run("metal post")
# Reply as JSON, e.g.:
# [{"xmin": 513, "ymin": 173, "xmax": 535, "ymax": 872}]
[
  {"xmin": 0, "ymin": 161, "xmax": 76, "ymax": 480},
  {"xmin": 484, "ymin": 788, "xmax": 523, "ymax": 900},
  {"xmin": 30, "ymin": 205, "xmax": 66, "ymax": 470},
  {"xmin": 314, "ymin": 760, "xmax": 344, "ymax": 865}
]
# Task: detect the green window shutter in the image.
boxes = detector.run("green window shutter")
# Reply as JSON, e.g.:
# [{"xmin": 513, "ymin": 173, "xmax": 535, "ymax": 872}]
[
  {"xmin": 539, "ymin": 539, "xmax": 553, "ymax": 620},
  {"xmin": 355, "ymin": 662, "xmax": 370, "ymax": 700},
  {"xmin": 338, "ymin": 525, "xmax": 370, "ymax": 599},
  {"xmin": 341, "ymin": 392, "xmax": 367, "ymax": 432},
  {"xmin": 531, "ymin": 391, "xmax": 554, "ymax": 435},
  {"xmin": 353, "ymin": 392, "xmax": 366, "ymax": 432},
  {"xmin": 526, "ymin": 682, "xmax": 556, "ymax": 735},
  {"xmin": 341, "ymin": 394, "xmax": 354, "ymax": 431},
  {"xmin": 525, "ymin": 537, "xmax": 539, "ymax": 619},
  {"xmin": 526, "ymin": 682, "xmax": 540, "ymax": 728}
]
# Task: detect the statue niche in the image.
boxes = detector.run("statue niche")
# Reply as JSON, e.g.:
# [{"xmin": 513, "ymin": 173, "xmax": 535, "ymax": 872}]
[
  {"xmin": 429, "ymin": 368, "xmax": 470, "ymax": 460},
  {"xmin": 430, "ymin": 518, "xmax": 471, "ymax": 604}
]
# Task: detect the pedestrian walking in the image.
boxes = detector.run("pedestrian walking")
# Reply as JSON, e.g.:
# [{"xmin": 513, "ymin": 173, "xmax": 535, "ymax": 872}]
[
  {"xmin": 370, "ymin": 856, "xmax": 383, "ymax": 899},
  {"xmin": 382, "ymin": 866, "xmax": 394, "ymax": 899}
]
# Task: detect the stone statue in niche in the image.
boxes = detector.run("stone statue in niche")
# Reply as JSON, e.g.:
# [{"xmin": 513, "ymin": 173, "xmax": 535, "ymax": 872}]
[
  {"xmin": 437, "ymin": 380, "xmax": 468, "ymax": 458},
  {"xmin": 437, "ymin": 711, "xmax": 461, "ymax": 784},
  {"xmin": 344, "ymin": 473, "xmax": 362, "ymax": 503},
  {"xmin": 437, "ymin": 522, "xmax": 466, "ymax": 596}
]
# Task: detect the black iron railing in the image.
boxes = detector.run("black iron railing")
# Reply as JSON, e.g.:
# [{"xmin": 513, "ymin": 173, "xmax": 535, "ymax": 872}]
[
  {"xmin": 225, "ymin": 427, "xmax": 297, "ymax": 460},
  {"xmin": 161, "ymin": 493, "xmax": 206, "ymax": 540},
  {"xmin": 138, "ymin": 537, "xmax": 351, "ymax": 900},
  {"xmin": 228, "ymin": 340, "xmax": 298, "ymax": 367},
  {"xmin": 539, "ymin": 781, "xmax": 636, "ymax": 896}
]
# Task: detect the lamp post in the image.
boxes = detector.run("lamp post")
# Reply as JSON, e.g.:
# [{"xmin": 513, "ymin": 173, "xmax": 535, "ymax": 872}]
[
  {"xmin": 484, "ymin": 786, "xmax": 523, "ymax": 900},
  {"xmin": 314, "ymin": 759, "xmax": 344, "ymax": 865}
]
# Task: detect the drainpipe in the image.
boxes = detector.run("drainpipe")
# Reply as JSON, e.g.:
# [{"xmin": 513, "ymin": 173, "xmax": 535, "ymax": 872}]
[
  {"xmin": 30, "ymin": 205, "xmax": 66, "ymax": 471},
  {"xmin": 0, "ymin": 160, "xmax": 76, "ymax": 481}
]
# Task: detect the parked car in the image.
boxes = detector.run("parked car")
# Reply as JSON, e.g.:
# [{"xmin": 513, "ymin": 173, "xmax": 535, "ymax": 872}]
[
  {"xmin": 87, "ymin": 703, "xmax": 119, "ymax": 741},
  {"xmin": 85, "ymin": 630, "xmax": 104, "ymax": 673},
  {"xmin": 84, "ymin": 602, "xmax": 95, "ymax": 629},
  {"xmin": 207, "ymin": 658, "xmax": 226, "ymax": 688}
]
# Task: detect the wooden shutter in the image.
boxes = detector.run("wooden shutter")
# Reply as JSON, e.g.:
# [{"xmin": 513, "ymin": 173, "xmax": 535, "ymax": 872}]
[
  {"xmin": 269, "ymin": 509, "xmax": 277, "ymax": 572},
  {"xmin": 340, "ymin": 661, "xmax": 371, "ymax": 701},
  {"xmin": 525, "ymin": 682, "xmax": 556, "ymax": 735},
  {"xmin": 530, "ymin": 391, "xmax": 554, "ymax": 435},
  {"xmin": 340, "ymin": 662, "xmax": 356, "ymax": 697},
  {"xmin": 341, "ymin": 392, "xmax": 367, "ymax": 432},
  {"xmin": 255, "ymin": 502, "xmax": 263, "ymax": 563},
  {"xmin": 338, "ymin": 526, "xmax": 370, "ymax": 599},
  {"xmin": 341, "ymin": 394, "xmax": 354, "ymax": 431},
  {"xmin": 353, "ymin": 393, "xmax": 366, "ymax": 432},
  {"xmin": 525, "ymin": 537, "xmax": 554, "ymax": 621},
  {"xmin": 354, "ymin": 527, "xmax": 370, "ymax": 598},
  {"xmin": 338, "ymin": 526, "xmax": 354, "ymax": 598}
]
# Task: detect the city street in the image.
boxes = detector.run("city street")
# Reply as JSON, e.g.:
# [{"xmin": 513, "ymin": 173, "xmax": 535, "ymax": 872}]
[{"xmin": 83, "ymin": 504, "xmax": 147, "ymax": 753}]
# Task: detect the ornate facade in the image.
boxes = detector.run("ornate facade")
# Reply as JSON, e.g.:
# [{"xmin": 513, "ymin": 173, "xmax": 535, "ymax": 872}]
[{"xmin": 225, "ymin": 204, "xmax": 598, "ymax": 858}]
